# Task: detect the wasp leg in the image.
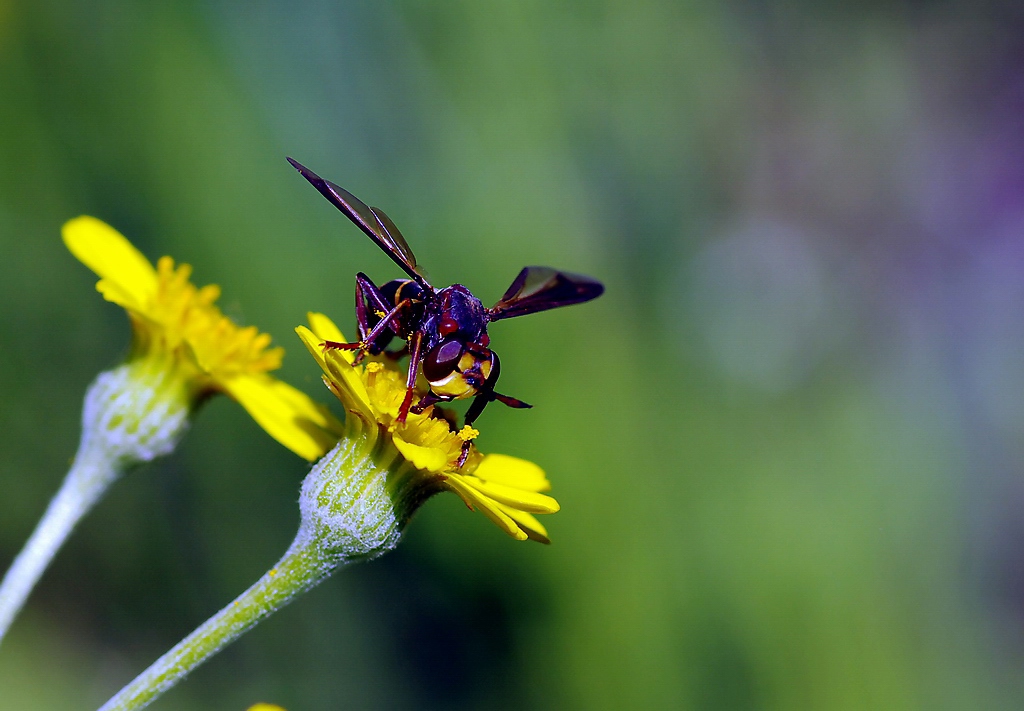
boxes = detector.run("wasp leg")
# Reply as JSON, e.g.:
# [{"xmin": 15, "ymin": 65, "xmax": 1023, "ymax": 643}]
[
  {"xmin": 353, "ymin": 275, "xmax": 371, "ymax": 344},
  {"xmin": 410, "ymin": 392, "xmax": 443, "ymax": 415},
  {"xmin": 355, "ymin": 273, "xmax": 403, "ymax": 351},
  {"xmin": 321, "ymin": 339, "xmax": 362, "ymax": 351},
  {"xmin": 456, "ymin": 392, "xmax": 491, "ymax": 468},
  {"xmin": 454, "ymin": 360, "xmax": 496, "ymax": 468},
  {"xmin": 463, "ymin": 350, "xmax": 503, "ymax": 429},
  {"xmin": 455, "ymin": 442, "xmax": 470, "ymax": 468},
  {"xmin": 323, "ymin": 274, "xmax": 397, "ymax": 358},
  {"xmin": 328, "ymin": 297, "xmax": 413, "ymax": 356},
  {"xmin": 397, "ymin": 330, "xmax": 424, "ymax": 425}
]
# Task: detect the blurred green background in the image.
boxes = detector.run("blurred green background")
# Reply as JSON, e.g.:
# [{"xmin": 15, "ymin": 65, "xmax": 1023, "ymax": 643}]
[{"xmin": 3, "ymin": 1, "xmax": 1024, "ymax": 709}]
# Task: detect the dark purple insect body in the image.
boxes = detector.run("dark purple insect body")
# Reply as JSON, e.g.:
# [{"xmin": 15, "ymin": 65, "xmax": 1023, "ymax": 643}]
[{"xmin": 287, "ymin": 157, "xmax": 604, "ymax": 464}]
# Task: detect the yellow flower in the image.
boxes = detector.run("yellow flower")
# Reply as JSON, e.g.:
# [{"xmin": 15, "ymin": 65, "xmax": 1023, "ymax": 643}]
[
  {"xmin": 63, "ymin": 216, "xmax": 341, "ymax": 461},
  {"xmin": 296, "ymin": 313, "xmax": 559, "ymax": 542},
  {"xmin": 247, "ymin": 705, "xmax": 286, "ymax": 711},
  {"xmin": 90, "ymin": 314, "xmax": 562, "ymax": 709}
]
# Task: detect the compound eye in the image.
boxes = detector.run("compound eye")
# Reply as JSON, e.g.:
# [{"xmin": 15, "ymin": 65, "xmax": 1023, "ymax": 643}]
[
  {"xmin": 439, "ymin": 316, "xmax": 460, "ymax": 337},
  {"xmin": 423, "ymin": 339, "xmax": 465, "ymax": 381}
]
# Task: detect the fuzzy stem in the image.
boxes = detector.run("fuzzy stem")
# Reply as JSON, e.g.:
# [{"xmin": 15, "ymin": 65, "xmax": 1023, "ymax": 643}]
[
  {"xmin": 96, "ymin": 435, "xmax": 418, "ymax": 711},
  {"xmin": 0, "ymin": 450, "xmax": 122, "ymax": 644},
  {"xmin": 0, "ymin": 362, "xmax": 191, "ymax": 647},
  {"xmin": 97, "ymin": 538, "xmax": 331, "ymax": 711}
]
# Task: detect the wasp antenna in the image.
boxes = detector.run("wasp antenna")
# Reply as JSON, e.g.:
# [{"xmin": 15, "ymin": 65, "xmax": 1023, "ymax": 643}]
[{"xmin": 493, "ymin": 392, "xmax": 532, "ymax": 409}]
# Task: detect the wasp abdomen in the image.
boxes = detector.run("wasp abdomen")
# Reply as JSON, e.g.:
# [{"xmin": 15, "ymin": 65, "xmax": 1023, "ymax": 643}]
[{"xmin": 380, "ymin": 278, "xmax": 424, "ymax": 307}]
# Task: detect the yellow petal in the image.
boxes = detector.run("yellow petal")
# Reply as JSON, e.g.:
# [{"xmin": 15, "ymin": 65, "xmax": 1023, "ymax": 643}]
[
  {"xmin": 473, "ymin": 454, "xmax": 551, "ymax": 492},
  {"xmin": 444, "ymin": 476, "xmax": 529, "ymax": 541},
  {"xmin": 296, "ymin": 325, "xmax": 374, "ymax": 421},
  {"xmin": 462, "ymin": 476, "xmax": 560, "ymax": 514},
  {"xmin": 223, "ymin": 374, "xmax": 341, "ymax": 461},
  {"xmin": 62, "ymin": 216, "xmax": 157, "ymax": 312},
  {"xmin": 495, "ymin": 503, "xmax": 551, "ymax": 544},
  {"xmin": 247, "ymin": 706, "xmax": 286, "ymax": 711},
  {"xmin": 306, "ymin": 311, "xmax": 352, "ymax": 362},
  {"xmin": 95, "ymin": 280, "xmax": 148, "ymax": 312},
  {"xmin": 394, "ymin": 436, "xmax": 449, "ymax": 473},
  {"xmin": 296, "ymin": 325, "xmax": 329, "ymax": 370}
]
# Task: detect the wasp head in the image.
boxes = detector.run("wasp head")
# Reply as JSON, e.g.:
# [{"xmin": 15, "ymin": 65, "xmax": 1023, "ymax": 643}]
[{"xmin": 426, "ymin": 284, "xmax": 489, "ymax": 348}]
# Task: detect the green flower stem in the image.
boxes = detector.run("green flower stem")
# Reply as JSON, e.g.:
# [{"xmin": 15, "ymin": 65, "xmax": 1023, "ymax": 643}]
[
  {"xmin": 0, "ymin": 361, "xmax": 191, "ymax": 647},
  {"xmin": 96, "ymin": 431, "xmax": 427, "ymax": 711},
  {"xmin": 0, "ymin": 448, "xmax": 123, "ymax": 643},
  {"xmin": 97, "ymin": 538, "xmax": 329, "ymax": 711}
]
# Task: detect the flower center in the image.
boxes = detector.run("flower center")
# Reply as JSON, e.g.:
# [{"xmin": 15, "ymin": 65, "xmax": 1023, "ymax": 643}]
[{"xmin": 145, "ymin": 256, "xmax": 283, "ymax": 379}]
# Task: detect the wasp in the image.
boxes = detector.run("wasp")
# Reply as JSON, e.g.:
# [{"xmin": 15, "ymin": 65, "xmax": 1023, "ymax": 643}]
[{"xmin": 288, "ymin": 158, "xmax": 604, "ymax": 463}]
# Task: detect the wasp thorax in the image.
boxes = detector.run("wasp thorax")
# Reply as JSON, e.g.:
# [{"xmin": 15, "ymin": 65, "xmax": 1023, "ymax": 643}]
[{"xmin": 424, "ymin": 284, "xmax": 488, "ymax": 347}]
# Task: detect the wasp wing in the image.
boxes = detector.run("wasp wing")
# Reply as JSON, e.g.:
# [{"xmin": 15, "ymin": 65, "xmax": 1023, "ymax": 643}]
[
  {"xmin": 287, "ymin": 157, "xmax": 427, "ymax": 284},
  {"xmin": 489, "ymin": 266, "xmax": 604, "ymax": 321}
]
